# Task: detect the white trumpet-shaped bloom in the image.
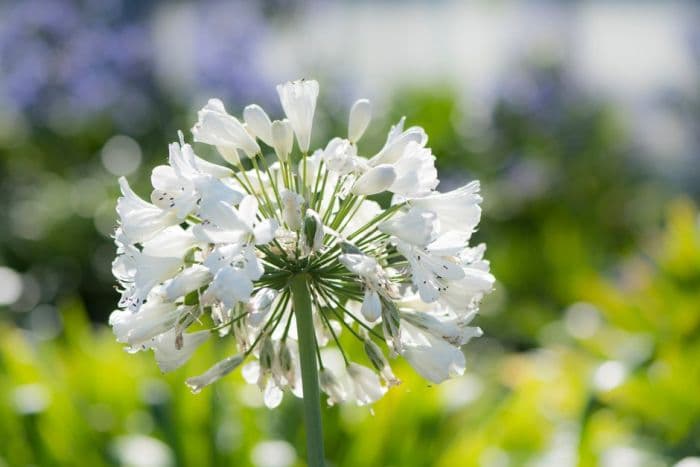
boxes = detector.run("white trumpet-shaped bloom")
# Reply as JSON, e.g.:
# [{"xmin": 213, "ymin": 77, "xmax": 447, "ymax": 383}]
[
  {"xmin": 277, "ymin": 79, "xmax": 319, "ymax": 152},
  {"xmin": 110, "ymin": 79, "xmax": 493, "ymax": 406}
]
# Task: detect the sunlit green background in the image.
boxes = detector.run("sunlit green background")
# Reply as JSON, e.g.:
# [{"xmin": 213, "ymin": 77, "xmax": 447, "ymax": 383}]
[{"xmin": 1, "ymin": 1, "xmax": 699, "ymax": 466}]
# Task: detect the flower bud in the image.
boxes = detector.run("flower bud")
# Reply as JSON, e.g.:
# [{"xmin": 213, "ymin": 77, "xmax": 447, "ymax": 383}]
[
  {"xmin": 278, "ymin": 341, "xmax": 295, "ymax": 384},
  {"xmin": 280, "ymin": 188, "xmax": 304, "ymax": 231},
  {"xmin": 360, "ymin": 289, "xmax": 381, "ymax": 322},
  {"xmin": 185, "ymin": 354, "xmax": 244, "ymax": 394},
  {"xmin": 351, "ymin": 164, "xmax": 396, "ymax": 196},
  {"xmin": 302, "ymin": 209, "xmax": 324, "ymax": 254},
  {"xmin": 364, "ymin": 338, "xmax": 400, "ymax": 387},
  {"xmin": 215, "ymin": 146, "xmax": 242, "ymax": 165},
  {"xmin": 348, "ymin": 99, "xmax": 371, "ymax": 143},
  {"xmin": 381, "ymin": 300, "xmax": 402, "ymax": 355},
  {"xmin": 259, "ymin": 336, "xmax": 275, "ymax": 372},
  {"xmin": 243, "ymin": 104, "xmax": 273, "ymax": 146},
  {"xmin": 271, "ymin": 119, "xmax": 294, "ymax": 162},
  {"xmin": 340, "ymin": 242, "xmax": 363, "ymax": 255}
]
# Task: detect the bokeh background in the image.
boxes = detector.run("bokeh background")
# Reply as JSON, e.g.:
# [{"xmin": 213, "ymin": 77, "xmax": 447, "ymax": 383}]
[{"xmin": 1, "ymin": 1, "xmax": 699, "ymax": 466}]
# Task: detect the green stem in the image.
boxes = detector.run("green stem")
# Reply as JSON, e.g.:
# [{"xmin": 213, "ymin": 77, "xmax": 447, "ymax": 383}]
[{"xmin": 289, "ymin": 274, "xmax": 326, "ymax": 467}]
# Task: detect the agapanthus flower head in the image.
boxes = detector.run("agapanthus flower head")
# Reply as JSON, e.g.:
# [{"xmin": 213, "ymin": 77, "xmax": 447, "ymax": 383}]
[{"xmin": 110, "ymin": 79, "xmax": 494, "ymax": 407}]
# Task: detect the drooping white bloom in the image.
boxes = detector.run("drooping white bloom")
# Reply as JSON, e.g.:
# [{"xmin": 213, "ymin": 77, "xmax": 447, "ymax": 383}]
[
  {"xmin": 400, "ymin": 321, "xmax": 466, "ymax": 383},
  {"xmin": 151, "ymin": 329, "xmax": 210, "ymax": 372},
  {"xmin": 347, "ymin": 363, "xmax": 386, "ymax": 405},
  {"xmin": 277, "ymin": 79, "xmax": 319, "ymax": 152},
  {"xmin": 319, "ymin": 368, "xmax": 348, "ymax": 406},
  {"xmin": 110, "ymin": 79, "xmax": 493, "ymax": 407},
  {"xmin": 185, "ymin": 354, "xmax": 244, "ymax": 394},
  {"xmin": 109, "ymin": 297, "xmax": 184, "ymax": 349}
]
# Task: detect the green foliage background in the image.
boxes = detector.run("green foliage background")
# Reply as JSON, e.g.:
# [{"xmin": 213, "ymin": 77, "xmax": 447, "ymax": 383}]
[{"xmin": 1, "ymin": 58, "xmax": 699, "ymax": 465}]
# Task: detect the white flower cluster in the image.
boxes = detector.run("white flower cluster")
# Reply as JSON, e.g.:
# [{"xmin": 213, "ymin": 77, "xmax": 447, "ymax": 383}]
[{"xmin": 110, "ymin": 79, "xmax": 494, "ymax": 407}]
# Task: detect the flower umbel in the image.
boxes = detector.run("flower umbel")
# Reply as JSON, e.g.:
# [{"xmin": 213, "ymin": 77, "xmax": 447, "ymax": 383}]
[{"xmin": 110, "ymin": 79, "xmax": 494, "ymax": 407}]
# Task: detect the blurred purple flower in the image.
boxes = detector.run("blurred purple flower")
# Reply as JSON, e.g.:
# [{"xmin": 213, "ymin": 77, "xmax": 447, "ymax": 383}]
[
  {"xmin": 0, "ymin": 0, "xmax": 274, "ymax": 129},
  {"xmin": 0, "ymin": 0, "xmax": 156, "ymax": 127},
  {"xmin": 164, "ymin": 0, "xmax": 274, "ymax": 109}
]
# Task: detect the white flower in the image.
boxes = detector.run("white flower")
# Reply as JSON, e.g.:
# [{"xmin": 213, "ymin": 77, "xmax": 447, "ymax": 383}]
[
  {"xmin": 395, "ymin": 238, "xmax": 465, "ymax": 303},
  {"xmin": 379, "ymin": 207, "xmax": 437, "ymax": 247},
  {"xmin": 115, "ymin": 226, "xmax": 196, "ymax": 311},
  {"xmin": 151, "ymin": 329, "xmax": 210, "ymax": 372},
  {"xmin": 194, "ymin": 195, "xmax": 277, "ymax": 245},
  {"xmin": 409, "ymin": 181, "xmax": 482, "ymax": 238},
  {"xmin": 276, "ymin": 79, "xmax": 319, "ymax": 153},
  {"xmin": 400, "ymin": 320, "xmax": 466, "ymax": 383},
  {"xmin": 192, "ymin": 98, "xmax": 260, "ymax": 158},
  {"xmin": 347, "ymin": 363, "xmax": 386, "ymax": 406},
  {"xmin": 322, "ymin": 138, "xmax": 359, "ymax": 175},
  {"xmin": 319, "ymin": 368, "xmax": 348, "ymax": 406},
  {"xmin": 387, "ymin": 141, "xmax": 438, "ymax": 197},
  {"xmin": 109, "ymin": 298, "xmax": 184, "ymax": 349},
  {"xmin": 203, "ymin": 266, "xmax": 254, "ymax": 309},
  {"xmin": 110, "ymin": 79, "xmax": 493, "ymax": 406},
  {"xmin": 117, "ymin": 177, "xmax": 178, "ymax": 242}
]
